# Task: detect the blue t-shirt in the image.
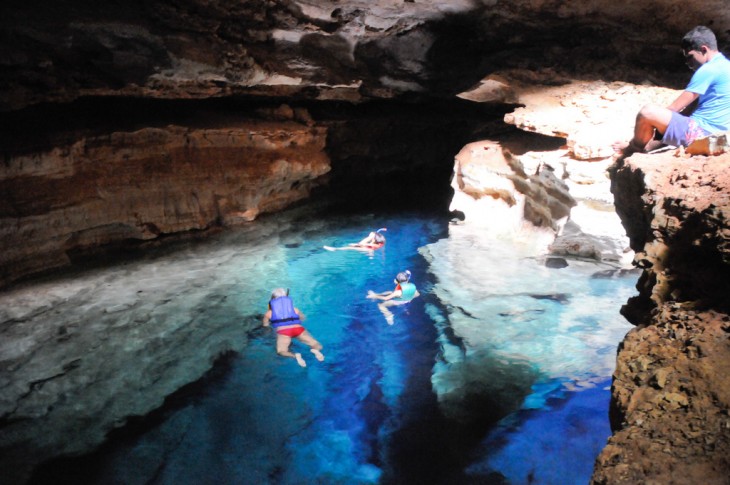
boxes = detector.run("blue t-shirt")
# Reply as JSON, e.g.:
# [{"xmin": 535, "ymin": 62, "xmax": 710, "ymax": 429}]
[{"xmin": 687, "ymin": 53, "xmax": 730, "ymax": 133}]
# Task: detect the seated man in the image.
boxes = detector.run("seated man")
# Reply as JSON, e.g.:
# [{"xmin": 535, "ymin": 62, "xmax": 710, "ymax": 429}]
[{"xmin": 614, "ymin": 26, "xmax": 730, "ymax": 155}]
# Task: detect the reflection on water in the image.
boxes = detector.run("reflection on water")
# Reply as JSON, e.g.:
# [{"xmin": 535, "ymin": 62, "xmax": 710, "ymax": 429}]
[{"xmin": 0, "ymin": 206, "xmax": 636, "ymax": 484}]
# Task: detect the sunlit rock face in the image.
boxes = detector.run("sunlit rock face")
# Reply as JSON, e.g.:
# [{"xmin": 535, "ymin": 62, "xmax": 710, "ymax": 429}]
[
  {"xmin": 591, "ymin": 153, "xmax": 730, "ymax": 483},
  {"xmin": 449, "ymin": 139, "xmax": 575, "ymax": 254},
  {"xmin": 456, "ymin": 74, "xmax": 673, "ymax": 263},
  {"xmin": 0, "ymin": 115, "xmax": 329, "ymax": 288}
]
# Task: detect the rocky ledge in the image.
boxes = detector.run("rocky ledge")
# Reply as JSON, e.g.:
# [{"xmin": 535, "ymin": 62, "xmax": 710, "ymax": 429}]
[{"xmin": 592, "ymin": 152, "xmax": 730, "ymax": 483}]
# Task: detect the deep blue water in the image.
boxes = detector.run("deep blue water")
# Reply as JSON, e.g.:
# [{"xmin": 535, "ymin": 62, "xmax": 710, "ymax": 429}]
[{"xmin": 28, "ymin": 210, "xmax": 634, "ymax": 485}]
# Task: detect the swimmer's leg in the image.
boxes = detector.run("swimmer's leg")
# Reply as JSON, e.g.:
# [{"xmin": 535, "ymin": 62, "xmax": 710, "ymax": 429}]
[
  {"xmin": 297, "ymin": 331, "xmax": 325, "ymax": 362},
  {"xmin": 377, "ymin": 302, "xmax": 395, "ymax": 325},
  {"xmin": 276, "ymin": 334, "xmax": 306, "ymax": 366}
]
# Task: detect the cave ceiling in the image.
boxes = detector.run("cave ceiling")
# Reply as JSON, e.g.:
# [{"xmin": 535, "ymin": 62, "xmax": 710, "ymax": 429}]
[{"xmin": 2, "ymin": 0, "xmax": 730, "ymax": 112}]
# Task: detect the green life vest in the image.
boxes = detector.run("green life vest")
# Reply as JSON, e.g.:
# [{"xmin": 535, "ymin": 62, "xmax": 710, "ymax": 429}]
[{"xmin": 398, "ymin": 282, "xmax": 417, "ymax": 301}]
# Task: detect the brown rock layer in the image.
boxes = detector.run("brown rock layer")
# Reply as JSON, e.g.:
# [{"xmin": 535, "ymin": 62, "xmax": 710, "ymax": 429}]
[
  {"xmin": 594, "ymin": 153, "xmax": 730, "ymax": 484},
  {"xmin": 0, "ymin": 119, "xmax": 329, "ymax": 287}
]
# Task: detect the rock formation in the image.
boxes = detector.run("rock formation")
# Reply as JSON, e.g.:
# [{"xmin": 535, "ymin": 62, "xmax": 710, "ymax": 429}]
[
  {"xmin": 1, "ymin": 113, "xmax": 330, "ymax": 288},
  {"xmin": 449, "ymin": 138, "xmax": 575, "ymax": 253},
  {"xmin": 2, "ymin": 0, "xmax": 730, "ymax": 483},
  {"xmin": 5, "ymin": 0, "xmax": 727, "ymax": 112},
  {"xmin": 456, "ymin": 70, "xmax": 730, "ymax": 483},
  {"xmin": 592, "ymin": 152, "xmax": 730, "ymax": 484}
]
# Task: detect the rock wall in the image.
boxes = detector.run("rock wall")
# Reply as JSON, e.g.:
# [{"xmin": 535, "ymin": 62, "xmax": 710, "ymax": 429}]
[
  {"xmin": 3, "ymin": 0, "xmax": 730, "ymax": 112},
  {"xmin": 0, "ymin": 114, "xmax": 329, "ymax": 288},
  {"xmin": 592, "ymin": 153, "xmax": 730, "ymax": 484}
]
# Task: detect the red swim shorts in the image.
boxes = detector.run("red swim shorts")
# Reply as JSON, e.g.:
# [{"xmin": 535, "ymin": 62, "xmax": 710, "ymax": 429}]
[{"xmin": 276, "ymin": 326, "xmax": 306, "ymax": 338}]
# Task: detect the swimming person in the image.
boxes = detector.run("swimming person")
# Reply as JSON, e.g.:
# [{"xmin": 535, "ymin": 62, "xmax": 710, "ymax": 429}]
[
  {"xmin": 367, "ymin": 270, "xmax": 420, "ymax": 325},
  {"xmin": 262, "ymin": 288, "xmax": 325, "ymax": 367},
  {"xmin": 324, "ymin": 228, "xmax": 387, "ymax": 251}
]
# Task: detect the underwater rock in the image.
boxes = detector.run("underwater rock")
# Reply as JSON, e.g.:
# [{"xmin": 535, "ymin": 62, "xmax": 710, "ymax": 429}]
[
  {"xmin": 432, "ymin": 348, "xmax": 538, "ymax": 427},
  {"xmin": 0, "ymin": 225, "xmax": 285, "ymax": 485}
]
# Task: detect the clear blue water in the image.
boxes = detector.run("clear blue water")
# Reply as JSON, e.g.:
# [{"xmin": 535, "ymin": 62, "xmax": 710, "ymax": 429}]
[{"xmin": 27, "ymin": 209, "xmax": 636, "ymax": 485}]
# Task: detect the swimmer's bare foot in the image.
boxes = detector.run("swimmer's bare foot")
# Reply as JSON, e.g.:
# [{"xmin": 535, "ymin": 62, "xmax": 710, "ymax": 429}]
[
  {"xmin": 294, "ymin": 353, "xmax": 307, "ymax": 367},
  {"xmin": 311, "ymin": 349, "xmax": 325, "ymax": 362}
]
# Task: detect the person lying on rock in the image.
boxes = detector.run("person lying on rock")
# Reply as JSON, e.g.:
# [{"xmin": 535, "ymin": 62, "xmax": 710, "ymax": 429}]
[
  {"xmin": 324, "ymin": 227, "xmax": 387, "ymax": 251},
  {"xmin": 367, "ymin": 270, "xmax": 420, "ymax": 325},
  {"xmin": 613, "ymin": 25, "xmax": 730, "ymax": 155},
  {"xmin": 262, "ymin": 288, "xmax": 324, "ymax": 367}
]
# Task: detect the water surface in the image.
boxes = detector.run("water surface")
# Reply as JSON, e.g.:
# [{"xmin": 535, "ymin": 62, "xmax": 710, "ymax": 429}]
[{"xmin": 14, "ymin": 206, "xmax": 636, "ymax": 485}]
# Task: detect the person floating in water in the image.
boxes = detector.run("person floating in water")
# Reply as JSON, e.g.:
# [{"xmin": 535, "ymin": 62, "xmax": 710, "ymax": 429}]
[
  {"xmin": 367, "ymin": 270, "xmax": 420, "ymax": 325},
  {"xmin": 262, "ymin": 288, "xmax": 325, "ymax": 367},
  {"xmin": 324, "ymin": 228, "xmax": 387, "ymax": 252}
]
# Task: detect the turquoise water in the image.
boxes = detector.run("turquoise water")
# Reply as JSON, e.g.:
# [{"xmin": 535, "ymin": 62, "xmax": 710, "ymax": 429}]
[{"xmin": 26, "ymin": 208, "xmax": 636, "ymax": 485}]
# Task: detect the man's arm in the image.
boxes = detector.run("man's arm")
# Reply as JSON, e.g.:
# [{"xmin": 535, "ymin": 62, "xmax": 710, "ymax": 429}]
[
  {"xmin": 668, "ymin": 91, "xmax": 700, "ymax": 113},
  {"xmin": 262, "ymin": 309, "xmax": 272, "ymax": 326}
]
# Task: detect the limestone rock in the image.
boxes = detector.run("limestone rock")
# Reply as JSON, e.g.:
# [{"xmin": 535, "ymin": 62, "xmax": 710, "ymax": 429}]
[
  {"xmin": 592, "ymin": 307, "xmax": 730, "ymax": 485},
  {"xmin": 0, "ymin": 120, "xmax": 330, "ymax": 287},
  {"xmin": 449, "ymin": 139, "xmax": 575, "ymax": 253}
]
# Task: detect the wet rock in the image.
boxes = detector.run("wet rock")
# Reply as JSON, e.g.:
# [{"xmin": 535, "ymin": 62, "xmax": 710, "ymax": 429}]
[{"xmin": 544, "ymin": 257, "xmax": 568, "ymax": 268}]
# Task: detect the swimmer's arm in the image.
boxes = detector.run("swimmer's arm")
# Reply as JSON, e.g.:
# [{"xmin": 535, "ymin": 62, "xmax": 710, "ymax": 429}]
[
  {"xmin": 262, "ymin": 309, "xmax": 272, "ymax": 326},
  {"xmin": 378, "ymin": 290, "xmax": 402, "ymax": 301},
  {"xmin": 295, "ymin": 308, "xmax": 305, "ymax": 321},
  {"xmin": 354, "ymin": 232, "xmax": 375, "ymax": 245}
]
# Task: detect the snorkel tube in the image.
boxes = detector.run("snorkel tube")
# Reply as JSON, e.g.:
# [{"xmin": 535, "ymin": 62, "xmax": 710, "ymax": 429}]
[{"xmin": 376, "ymin": 228, "xmax": 387, "ymax": 234}]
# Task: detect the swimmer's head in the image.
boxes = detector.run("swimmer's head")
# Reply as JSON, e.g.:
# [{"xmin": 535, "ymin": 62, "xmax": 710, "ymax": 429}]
[
  {"xmin": 270, "ymin": 287, "xmax": 289, "ymax": 299},
  {"xmin": 395, "ymin": 271, "xmax": 411, "ymax": 283}
]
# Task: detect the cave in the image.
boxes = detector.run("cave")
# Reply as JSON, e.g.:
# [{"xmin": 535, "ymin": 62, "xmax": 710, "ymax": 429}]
[{"xmin": 2, "ymin": 1, "xmax": 730, "ymax": 484}]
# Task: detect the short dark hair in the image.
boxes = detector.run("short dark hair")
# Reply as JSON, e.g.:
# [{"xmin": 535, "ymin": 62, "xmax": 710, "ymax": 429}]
[{"xmin": 682, "ymin": 26, "xmax": 718, "ymax": 51}]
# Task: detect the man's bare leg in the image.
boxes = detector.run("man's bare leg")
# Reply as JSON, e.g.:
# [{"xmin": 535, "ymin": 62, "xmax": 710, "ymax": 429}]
[{"xmin": 613, "ymin": 104, "xmax": 674, "ymax": 155}]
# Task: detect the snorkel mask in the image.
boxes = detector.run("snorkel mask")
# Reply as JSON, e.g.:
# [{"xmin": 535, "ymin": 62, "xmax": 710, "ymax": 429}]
[{"xmin": 395, "ymin": 270, "xmax": 411, "ymax": 284}]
